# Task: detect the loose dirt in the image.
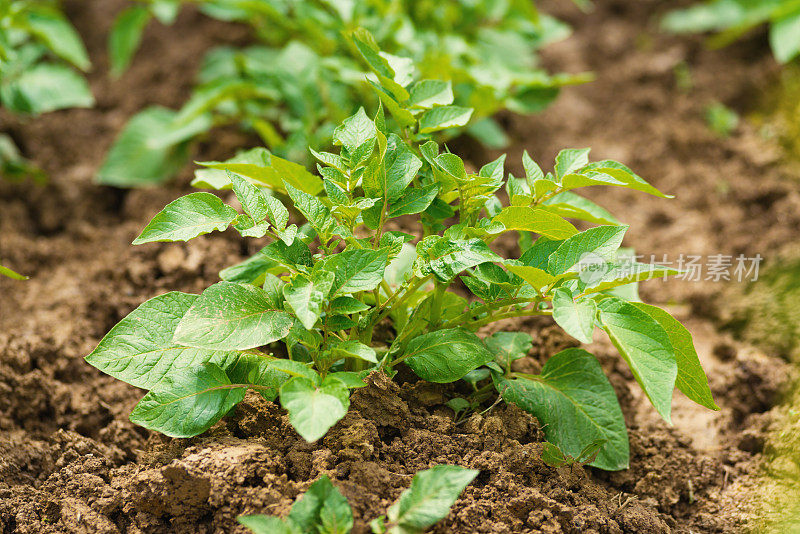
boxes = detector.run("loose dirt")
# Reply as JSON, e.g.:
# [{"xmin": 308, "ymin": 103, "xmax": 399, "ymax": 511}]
[{"xmin": 1, "ymin": 0, "xmax": 798, "ymax": 532}]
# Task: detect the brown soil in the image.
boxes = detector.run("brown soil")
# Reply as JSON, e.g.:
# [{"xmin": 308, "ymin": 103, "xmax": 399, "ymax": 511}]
[{"xmin": 1, "ymin": 0, "xmax": 797, "ymax": 532}]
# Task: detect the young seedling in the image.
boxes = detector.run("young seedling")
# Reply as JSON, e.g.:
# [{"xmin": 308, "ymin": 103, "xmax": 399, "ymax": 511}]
[
  {"xmin": 663, "ymin": 0, "xmax": 800, "ymax": 64},
  {"xmin": 87, "ymin": 50, "xmax": 718, "ymax": 471},
  {"xmin": 237, "ymin": 465, "xmax": 478, "ymax": 534},
  {"xmin": 98, "ymin": 5, "xmax": 590, "ymax": 185}
]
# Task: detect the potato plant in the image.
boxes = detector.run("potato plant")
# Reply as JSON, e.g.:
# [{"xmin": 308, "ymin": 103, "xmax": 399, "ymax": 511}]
[
  {"xmin": 86, "ymin": 47, "xmax": 717, "ymax": 471},
  {"xmin": 0, "ymin": 263, "xmax": 27, "ymax": 279},
  {"xmin": 96, "ymin": 4, "xmax": 589, "ymax": 186},
  {"xmin": 663, "ymin": 0, "xmax": 800, "ymax": 63},
  {"xmin": 0, "ymin": 0, "xmax": 93, "ymax": 181},
  {"xmin": 238, "ymin": 465, "xmax": 477, "ymax": 534}
]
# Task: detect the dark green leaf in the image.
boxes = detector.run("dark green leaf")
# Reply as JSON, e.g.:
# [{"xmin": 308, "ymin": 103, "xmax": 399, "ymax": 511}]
[
  {"xmin": 497, "ymin": 348, "xmax": 629, "ymax": 470},
  {"xmin": 129, "ymin": 363, "xmax": 246, "ymax": 438},
  {"xmin": 174, "ymin": 282, "xmax": 293, "ymax": 350},
  {"xmin": 403, "ymin": 328, "xmax": 494, "ymax": 383}
]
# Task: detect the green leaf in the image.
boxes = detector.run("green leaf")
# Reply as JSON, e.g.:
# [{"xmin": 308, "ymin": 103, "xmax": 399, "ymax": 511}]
[
  {"xmin": 407, "ymin": 80, "xmax": 454, "ymax": 109},
  {"xmin": 403, "ymin": 328, "xmax": 494, "ymax": 383},
  {"xmin": 174, "ymin": 282, "xmax": 293, "ymax": 350},
  {"xmin": 519, "ymin": 237, "xmax": 564, "ymax": 270},
  {"xmin": 198, "ymin": 148, "xmax": 323, "ymax": 196},
  {"xmin": 97, "ymin": 107, "xmax": 210, "ymax": 187},
  {"xmin": 285, "ymin": 182, "xmax": 347, "ymax": 240},
  {"xmin": 505, "ymin": 264, "xmax": 556, "ymax": 292},
  {"xmin": 238, "ymin": 516, "xmax": 299, "ymax": 534},
  {"xmin": 108, "ymin": 6, "xmax": 151, "ymax": 76},
  {"xmin": 86, "ymin": 292, "xmax": 241, "ymax": 390},
  {"xmin": 2, "ymin": 63, "xmax": 93, "ymax": 114},
  {"xmin": 418, "ymin": 105, "xmax": 474, "ymax": 134},
  {"xmin": 0, "ymin": 264, "xmax": 27, "ymax": 280},
  {"xmin": 323, "ymin": 248, "xmax": 389, "ymax": 295},
  {"xmin": 329, "ymin": 296, "xmax": 369, "ymax": 315},
  {"xmin": 289, "ymin": 476, "xmax": 353, "ymax": 534},
  {"xmin": 349, "ymin": 28, "xmax": 409, "ymax": 101},
  {"xmin": 552, "ymin": 288, "xmax": 597, "ymax": 344},
  {"xmin": 132, "ymin": 192, "xmax": 238, "ymax": 244},
  {"xmin": 260, "ymin": 239, "xmax": 313, "ymax": 271},
  {"xmin": 554, "ymin": 148, "xmax": 591, "ymax": 179},
  {"xmin": 224, "ymin": 354, "xmax": 287, "ymax": 402},
  {"xmin": 129, "ymin": 363, "xmax": 246, "ymax": 438},
  {"xmin": 484, "ymin": 332, "xmax": 532, "ymax": 369},
  {"xmin": 770, "ymin": 12, "xmax": 800, "ymax": 63},
  {"xmin": 582, "ymin": 262, "xmax": 681, "ymax": 294},
  {"xmin": 597, "ymin": 297, "xmax": 677, "ymax": 423},
  {"xmin": 541, "ymin": 192, "xmax": 619, "ymax": 225},
  {"xmin": 331, "ymin": 340, "xmax": 377, "ymax": 364},
  {"xmin": 388, "ymin": 183, "xmax": 439, "ymax": 217},
  {"xmin": 492, "ymin": 207, "xmax": 578, "ymax": 240},
  {"xmin": 383, "ymin": 136, "xmax": 423, "ymax": 201},
  {"xmin": 283, "ymin": 272, "xmax": 335, "ymax": 330},
  {"xmin": 631, "ymin": 304, "xmax": 718, "ymax": 410},
  {"xmin": 497, "ymin": 348, "xmax": 629, "ymax": 470},
  {"xmin": 415, "ymin": 237, "xmax": 502, "ymax": 282},
  {"xmin": 26, "ymin": 9, "xmax": 90, "ymax": 70},
  {"xmin": 280, "ymin": 376, "xmax": 350, "ymax": 442},
  {"xmin": 547, "ymin": 225, "xmax": 627, "ymax": 275},
  {"xmin": 333, "ymin": 107, "xmax": 376, "ymax": 161},
  {"xmin": 386, "ymin": 465, "xmax": 478, "ymax": 532},
  {"xmin": 562, "ymin": 160, "xmax": 672, "ymax": 198}
]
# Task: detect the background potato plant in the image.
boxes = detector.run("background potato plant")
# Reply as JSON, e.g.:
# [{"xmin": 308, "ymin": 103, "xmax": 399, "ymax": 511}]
[
  {"xmin": 0, "ymin": 0, "xmax": 93, "ymax": 181},
  {"xmin": 663, "ymin": 0, "xmax": 800, "ymax": 64},
  {"xmin": 96, "ymin": 2, "xmax": 590, "ymax": 186},
  {"xmin": 86, "ymin": 45, "xmax": 718, "ymax": 472}
]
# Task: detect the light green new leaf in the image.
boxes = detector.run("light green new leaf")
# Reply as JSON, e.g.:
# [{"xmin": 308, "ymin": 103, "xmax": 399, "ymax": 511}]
[
  {"xmin": 331, "ymin": 340, "xmax": 377, "ymax": 364},
  {"xmin": 198, "ymin": 148, "xmax": 323, "ymax": 195},
  {"xmin": 384, "ymin": 137, "xmax": 423, "ymax": 201},
  {"xmin": 547, "ymin": 225, "xmax": 628, "ymax": 275},
  {"xmin": 283, "ymin": 272, "xmax": 335, "ymax": 330},
  {"xmin": 771, "ymin": 12, "xmax": 800, "ymax": 64},
  {"xmin": 492, "ymin": 207, "xmax": 578, "ymax": 240},
  {"xmin": 174, "ymin": 282, "xmax": 293, "ymax": 350},
  {"xmin": 403, "ymin": 328, "xmax": 494, "ymax": 383},
  {"xmin": 108, "ymin": 6, "xmax": 151, "ymax": 76},
  {"xmin": 497, "ymin": 348, "xmax": 629, "ymax": 470},
  {"xmin": 541, "ymin": 192, "xmax": 620, "ymax": 225},
  {"xmin": 26, "ymin": 9, "xmax": 91, "ymax": 70},
  {"xmin": 0, "ymin": 264, "xmax": 28, "ymax": 280},
  {"xmin": 130, "ymin": 363, "xmax": 246, "ymax": 438},
  {"xmin": 133, "ymin": 192, "xmax": 238, "ymax": 244},
  {"xmin": 332, "ymin": 107, "xmax": 376, "ymax": 157},
  {"xmin": 554, "ymin": 148, "xmax": 591, "ymax": 179},
  {"xmin": 324, "ymin": 248, "xmax": 389, "ymax": 294},
  {"xmin": 552, "ymin": 288, "xmax": 597, "ymax": 343},
  {"xmin": 632, "ymin": 303, "xmax": 718, "ymax": 410},
  {"xmin": 582, "ymin": 262, "xmax": 681, "ymax": 294},
  {"xmin": 86, "ymin": 292, "xmax": 241, "ymax": 390},
  {"xmin": 505, "ymin": 264, "xmax": 555, "ymax": 292},
  {"xmin": 562, "ymin": 160, "xmax": 672, "ymax": 198},
  {"xmin": 418, "ymin": 105, "xmax": 474, "ymax": 134},
  {"xmin": 288, "ymin": 476, "xmax": 353, "ymax": 534},
  {"xmin": 280, "ymin": 376, "xmax": 350, "ymax": 442},
  {"xmin": 387, "ymin": 465, "xmax": 478, "ymax": 532},
  {"xmin": 407, "ymin": 80, "xmax": 454, "ymax": 109},
  {"xmin": 598, "ymin": 297, "xmax": 677, "ymax": 423}
]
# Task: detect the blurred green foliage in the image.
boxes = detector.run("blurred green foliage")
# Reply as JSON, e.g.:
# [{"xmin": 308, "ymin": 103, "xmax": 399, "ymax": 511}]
[
  {"xmin": 663, "ymin": 0, "xmax": 800, "ymax": 64},
  {"xmin": 97, "ymin": 0, "xmax": 591, "ymax": 186}
]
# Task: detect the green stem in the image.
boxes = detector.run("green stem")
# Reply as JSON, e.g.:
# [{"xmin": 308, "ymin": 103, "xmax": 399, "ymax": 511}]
[
  {"xmin": 467, "ymin": 309, "xmax": 552, "ymax": 330},
  {"xmin": 428, "ymin": 280, "xmax": 448, "ymax": 327},
  {"xmin": 439, "ymin": 297, "xmax": 538, "ymax": 330}
]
